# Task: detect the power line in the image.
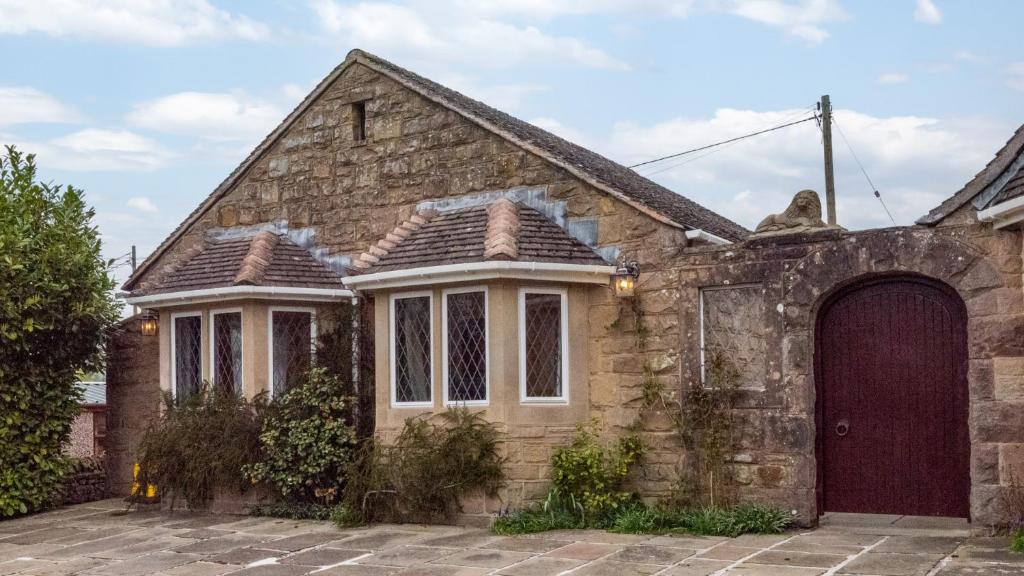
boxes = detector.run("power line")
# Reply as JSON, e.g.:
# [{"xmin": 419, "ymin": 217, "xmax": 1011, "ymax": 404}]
[
  {"xmin": 628, "ymin": 115, "xmax": 818, "ymax": 169},
  {"xmin": 636, "ymin": 106, "xmax": 818, "ymax": 177},
  {"xmin": 831, "ymin": 113, "xmax": 897, "ymax": 226}
]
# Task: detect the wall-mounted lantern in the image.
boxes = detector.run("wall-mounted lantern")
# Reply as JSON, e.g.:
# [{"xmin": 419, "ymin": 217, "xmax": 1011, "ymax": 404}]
[
  {"xmin": 612, "ymin": 261, "xmax": 640, "ymax": 298},
  {"xmin": 140, "ymin": 311, "xmax": 159, "ymax": 337}
]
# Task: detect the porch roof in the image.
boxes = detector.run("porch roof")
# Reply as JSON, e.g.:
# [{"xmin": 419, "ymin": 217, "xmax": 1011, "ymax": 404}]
[
  {"xmin": 124, "ymin": 231, "xmax": 351, "ymax": 306},
  {"xmin": 344, "ymin": 198, "xmax": 615, "ymax": 290}
]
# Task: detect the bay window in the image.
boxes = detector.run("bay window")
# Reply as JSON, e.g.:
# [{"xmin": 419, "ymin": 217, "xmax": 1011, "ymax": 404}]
[
  {"xmin": 443, "ymin": 288, "xmax": 488, "ymax": 405},
  {"xmin": 391, "ymin": 292, "xmax": 433, "ymax": 406},
  {"xmin": 269, "ymin": 308, "xmax": 315, "ymax": 397},
  {"xmin": 519, "ymin": 288, "xmax": 568, "ymax": 403},
  {"xmin": 210, "ymin": 309, "xmax": 243, "ymax": 394},
  {"xmin": 171, "ymin": 312, "xmax": 203, "ymax": 400}
]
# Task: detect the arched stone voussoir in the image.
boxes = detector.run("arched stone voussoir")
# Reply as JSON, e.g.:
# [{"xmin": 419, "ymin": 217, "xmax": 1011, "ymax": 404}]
[{"xmin": 782, "ymin": 227, "xmax": 994, "ymax": 312}]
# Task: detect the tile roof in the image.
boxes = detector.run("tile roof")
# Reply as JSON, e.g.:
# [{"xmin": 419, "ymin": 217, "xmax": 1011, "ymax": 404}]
[
  {"xmin": 123, "ymin": 49, "xmax": 746, "ymax": 291},
  {"xmin": 988, "ymin": 162, "xmax": 1024, "ymax": 206},
  {"xmin": 78, "ymin": 381, "xmax": 106, "ymax": 405},
  {"xmin": 918, "ymin": 123, "xmax": 1024, "ymax": 225},
  {"xmin": 142, "ymin": 231, "xmax": 344, "ymax": 295},
  {"xmin": 351, "ymin": 199, "xmax": 608, "ymax": 274}
]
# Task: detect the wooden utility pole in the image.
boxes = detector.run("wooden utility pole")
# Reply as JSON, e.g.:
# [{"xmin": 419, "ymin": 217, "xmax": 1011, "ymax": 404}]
[
  {"xmin": 820, "ymin": 95, "xmax": 837, "ymax": 226},
  {"xmin": 131, "ymin": 245, "xmax": 138, "ymax": 315}
]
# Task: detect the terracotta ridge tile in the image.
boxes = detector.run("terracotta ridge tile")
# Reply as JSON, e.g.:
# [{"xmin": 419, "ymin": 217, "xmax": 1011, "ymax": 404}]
[
  {"xmin": 484, "ymin": 198, "xmax": 519, "ymax": 261},
  {"xmin": 351, "ymin": 209, "xmax": 439, "ymax": 271},
  {"xmin": 233, "ymin": 231, "xmax": 281, "ymax": 285}
]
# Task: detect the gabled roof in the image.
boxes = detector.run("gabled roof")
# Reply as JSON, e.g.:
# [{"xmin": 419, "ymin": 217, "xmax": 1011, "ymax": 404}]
[
  {"xmin": 351, "ymin": 199, "xmax": 607, "ymax": 274},
  {"xmin": 124, "ymin": 49, "xmax": 747, "ymax": 291},
  {"xmin": 139, "ymin": 231, "xmax": 344, "ymax": 295},
  {"xmin": 918, "ymin": 124, "xmax": 1024, "ymax": 225}
]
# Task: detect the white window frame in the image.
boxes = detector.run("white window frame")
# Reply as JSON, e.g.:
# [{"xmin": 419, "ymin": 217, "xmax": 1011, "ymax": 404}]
[
  {"xmin": 170, "ymin": 311, "xmax": 203, "ymax": 400},
  {"xmin": 441, "ymin": 286, "xmax": 489, "ymax": 406},
  {"xmin": 209, "ymin": 307, "xmax": 244, "ymax": 393},
  {"xmin": 267, "ymin": 306, "xmax": 317, "ymax": 398},
  {"xmin": 389, "ymin": 290, "xmax": 435, "ymax": 408},
  {"xmin": 518, "ymin": 287, "xmax": 569, "ymax": 404}
]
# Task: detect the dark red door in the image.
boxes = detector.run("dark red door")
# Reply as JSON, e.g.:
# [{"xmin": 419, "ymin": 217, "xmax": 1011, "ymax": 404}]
[{"xmin": 816, "ymin": 277, "xmax": 969, "ymax": 518}]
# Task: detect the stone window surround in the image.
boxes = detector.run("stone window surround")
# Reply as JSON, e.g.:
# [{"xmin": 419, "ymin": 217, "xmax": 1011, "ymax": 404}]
[
  {"xmin": 209, "ymin": 307, "xmax": 244, "ymax": 394},
  {"xmin": 441, "ymin": 286, "xmax": 490, "ymax": 407},
  {"xmin": 518, "ymin": 287, "xmax": 569, "ymax": 404},
  {"xmin": 267, "ymin": 306, "xmax": 318, "ymax": 398},
  {"xmin": 170, "ymin": 311, "xmax": 203, "ymax": 400}
]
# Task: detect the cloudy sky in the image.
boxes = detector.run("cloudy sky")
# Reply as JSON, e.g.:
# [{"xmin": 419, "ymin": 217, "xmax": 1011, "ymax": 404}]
[{"xmin": 1, "ymin": 0, "xmax": 1021, "ymax": 285}]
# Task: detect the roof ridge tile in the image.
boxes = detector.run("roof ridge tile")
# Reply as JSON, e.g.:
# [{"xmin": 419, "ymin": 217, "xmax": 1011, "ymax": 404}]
[
  {"xmin": 233, "ymin": 231, "xmax": 280, "ymax": 285},
  {"xmin": 483, "ymin": 198, "xmax": 519, "ymax": 261},
  {"xmin": 350, "ymin": 209, "xmax": 439, "ymax": 272}
]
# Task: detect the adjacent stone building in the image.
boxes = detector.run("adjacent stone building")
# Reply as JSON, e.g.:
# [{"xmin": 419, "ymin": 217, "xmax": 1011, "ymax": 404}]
[{"xmin": 111, "ymin": 48, "xmax": 1024, "ymax": 526}]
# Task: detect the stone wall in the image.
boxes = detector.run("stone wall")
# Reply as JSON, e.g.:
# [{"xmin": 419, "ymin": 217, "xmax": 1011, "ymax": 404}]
[
  {"xmin": 105, "ymin": 315, "xmax": 161, "ymax": 496},
  {"xmin": 132, "ymin": 62, "xmax": 686, "ymax": 295},
  {"xmin": 56, "ymin": 457, "xmax": 108, "ymax": 506},
  {"xmin": 621, "ymin": 223, "xmax": 1024, "ymax": 525}
]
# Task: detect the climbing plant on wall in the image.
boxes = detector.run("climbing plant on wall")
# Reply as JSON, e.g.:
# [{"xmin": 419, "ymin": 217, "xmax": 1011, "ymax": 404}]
[{"xmin": 0, "ymin": 146, "xmax": 120, "ymax": 516}]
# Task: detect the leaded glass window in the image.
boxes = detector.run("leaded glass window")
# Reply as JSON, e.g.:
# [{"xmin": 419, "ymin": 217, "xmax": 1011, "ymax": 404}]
[
  {"xmin": 173, "ymin": 314, "xmax": 202, "ymax": 400},
  {"xmin": 520, "ymin": 290, "xmax": 566, "ymax": 401},
  {"xmin": 392, "ymin": 294, "xmax": 432, "ymax": 405},
  {"xmin": 271, "ymin": 310, "xmax": 313, "ymax": 396},
  {"xmin": 444, "ymin": 289, "xmax": 487, "ymax": 404},
  {"xmin": 212, "ymin": 311, "xmax": 242, "ymax": 394}
]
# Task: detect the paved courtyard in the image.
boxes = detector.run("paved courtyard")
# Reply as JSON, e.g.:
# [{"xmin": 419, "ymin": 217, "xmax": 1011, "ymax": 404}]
[{"xmin": 0, "ymin": 500, "xmax": 1022, "ymax": 576}]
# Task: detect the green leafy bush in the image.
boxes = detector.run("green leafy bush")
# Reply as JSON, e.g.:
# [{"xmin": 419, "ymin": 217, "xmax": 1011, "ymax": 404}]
[
  {"xmin": 1012, "ymin": 531, "xmax": 1024, "ymax": 554},
  {"xmin": 342, "ymin": 408, "xmax": 506, "ymax": 524},
  {"xmin": 0, "ymin": 146, "xmax": 119, "ymax": 516},
  {"xmin": 135, "ymin": 388, "xmax": 264, "ymax": 509},
  {"xmin": 244, "ymin": 368, "xmax": 357, "ymax": 503},
  {"xmin": 550, "ymin": 420, "xmax": 645, "ymax": 523},
  {"xmin": 496, "ymin": 501, "xmax": 791, "ymax": 537},
  {"xmin": 250, "ymin": 502, "xmax": 335, "ymax": 521}
]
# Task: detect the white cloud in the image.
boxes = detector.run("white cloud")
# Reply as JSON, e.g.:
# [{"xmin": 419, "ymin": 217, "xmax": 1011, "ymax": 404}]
[
  {"xmin": 9, "ymin": 129, "xmax": 173, "ymax": 172},
  {"xmin": 127, "ymin": 92, "xmax": 282, "ymax": 141},
  {"xmin": 440, "ymin": 75, "xmax": 547, "ymax": 111},
  {"xmin": 313, "ymin": 0, "xmax": 628, "ymax": 70},
  {"xmin": 877, "ymin": 72, "xmax": 909, "ymax": 85},
  {"xmin": 601, "ymin": 108, "xmax": 1008, "ymax": 230},
  {"xmin": 914, "ymin": 0, "xmax": 942, "ymax": 24},
  {"xmin": 0, "ymin": 87, "xmax": 82, "ymax": 126},
  {"xmin": 1007, "ymin": 63, "xmax": 1024, "ymax": 92},
  {"xmin": 0, "ymin": 0, "xmax": 269, "ymax": 46},
  {"xmin": 458, "ymin": 0, "xmax": 695, "ymax": 19},
  {"xmin": 721, "ymin": 0, "xmax": 848, "ymax": 44},
  {"xmin": 127, "ymin": 196, "xmax": 159, "ymax": 213},
  {"xmin": 528, "ymin": 117, "xmax": 591, "ymax": 146}
]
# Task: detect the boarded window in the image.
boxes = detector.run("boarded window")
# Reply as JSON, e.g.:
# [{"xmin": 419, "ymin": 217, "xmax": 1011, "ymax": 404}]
[
  {"xmin": 212, "ymin": 311, "xmax": 242, "ymax": 394},
  {"xmin": 444, "ymin": 290, "xmax": 487, "ymax": 404},
  {"xmin": 700, "ymin": 285, "xmax": 767, "ymax": 389},
  {"xmin": 520, "ymin": 290, "xmax": 566, "ymax": 401},
  {"xmin": 271, "ymin": 310, "xmax": 313, "ymax": 396},
  {"xmin": 392, "ymin": 294, "xmax": 432, "ymax": 404},
  {"xmin": 172, "ymin": 314, "xmax": 202, "ymax": 399}
]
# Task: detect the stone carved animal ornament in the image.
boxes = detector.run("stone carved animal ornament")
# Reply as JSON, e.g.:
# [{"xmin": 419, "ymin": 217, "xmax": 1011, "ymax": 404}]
[{"xmin": 754, "ymin": 189, "xmax": 828, "ymax": 234}]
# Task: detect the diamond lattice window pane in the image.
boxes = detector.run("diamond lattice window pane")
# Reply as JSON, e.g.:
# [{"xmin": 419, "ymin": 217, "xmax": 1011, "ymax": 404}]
[
  {"xmin": 272, "ymin": 311, "xmax": 313, "ymax": 396},
  {"xmin": 446, "ymin": 291, "xmax": 486, "ymax": 403},
  {"xmin": 212, "ymin": 311, "xmax": 242, "ymax": 395},
  {"xmin": 394, "ymin": 296, "xmax": 432, "ymax": 403},
  {"xmin": 524, "ymin": 293, "xmax": 563, "ymax": 398},
  {"xmin": 173, "ymin": 315, "xmax": 202, "ymax": 399}
]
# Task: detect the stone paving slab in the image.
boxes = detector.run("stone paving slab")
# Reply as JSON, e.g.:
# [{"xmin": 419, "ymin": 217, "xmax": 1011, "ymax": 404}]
[{"xmin": 1, "ymin": 500, "xmax": 1023, "ymax": 576}]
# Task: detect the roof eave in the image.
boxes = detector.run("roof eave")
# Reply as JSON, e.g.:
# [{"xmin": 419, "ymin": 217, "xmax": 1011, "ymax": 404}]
[
  {"xmin": 342, "ymin": 261, "xmax": 616, "ymax": 291},
  {"xmin": 121, "ymin": 285, "xmax": 354, "ymax": 308}
]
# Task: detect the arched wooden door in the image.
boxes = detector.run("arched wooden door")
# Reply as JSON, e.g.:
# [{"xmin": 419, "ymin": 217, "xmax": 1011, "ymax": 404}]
[{"xmin": 815, "ymin": 276, "xmax": 970, "ymax": 518}]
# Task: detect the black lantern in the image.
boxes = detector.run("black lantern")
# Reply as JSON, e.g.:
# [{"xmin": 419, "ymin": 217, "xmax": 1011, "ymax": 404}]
[{"xmin": 612, "ymin": 261, "xmax": 640, "ymax": 298}]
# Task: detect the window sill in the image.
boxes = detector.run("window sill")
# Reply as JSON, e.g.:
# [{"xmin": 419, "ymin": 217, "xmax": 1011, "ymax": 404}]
[
  {"xmin": 520, "ymin": 398, "xmax": 569, "ymax": 405},
  {"xmin": 443, "ymin": 400, "xmax": 489, "ymax": 407},
  {"xmin": 391, "ymin": 401, "xmax": 434, "ymax": 409}
]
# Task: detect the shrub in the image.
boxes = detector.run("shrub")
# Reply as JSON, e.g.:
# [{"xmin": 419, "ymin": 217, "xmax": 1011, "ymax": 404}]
[
  {"xmin": 343, "ymin": 408, "xmax": 506, "ymax": 524},
  {"xmin": 250, "ymin": 502, "xmax": 335, "ymax": 521},
  {"xmin": 0, "ymin": 146, "xmax": 120, "ymax": 517},
  {"xmin": 550, "ymin": 420, "xmax": 645, "ymax": 524},
  {"xmin": 492, "ymin": 490, "xmax": 586, "ymax": 535},
  {"xmin": 244, "ymin": 367, "xmax": 357, "ymax": 503},
  {"xmin": 1013, "ymin": 531, "xmax": 1024, "ymax": 554},
  {"xmin": 135, "ymin": 387, "xmax": 264, "ymax": 510}
]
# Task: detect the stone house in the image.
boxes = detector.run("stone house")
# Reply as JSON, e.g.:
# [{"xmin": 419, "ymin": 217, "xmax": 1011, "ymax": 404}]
[{"xmin": 110, "ymin": 48, "xmax": 1024, "ymax": 526}]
